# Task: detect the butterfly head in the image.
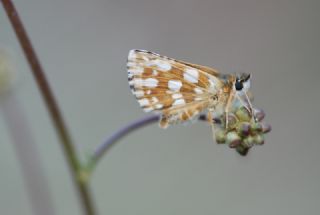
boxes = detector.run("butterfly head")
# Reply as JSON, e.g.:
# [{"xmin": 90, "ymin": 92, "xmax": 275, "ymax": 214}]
[{"xmin": 234, "ymin": 73, "xmax": 251, "ymax": 93}]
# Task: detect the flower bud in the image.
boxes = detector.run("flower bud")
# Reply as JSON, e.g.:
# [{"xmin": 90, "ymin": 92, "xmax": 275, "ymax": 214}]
[
  {"xmin": 253, "ymin": 108, "xmax": 265, "ymax": 121},
  {"xmin": 252, "ymin": 134, "xmax": 264, "ymax": 145},
  {"xmin": 261, "ymin": 123, "xmax": 272, "ymax": 133},
  {"xmin": 236, "ymin": 144, "xmax": 249, "ymax": 156},
  {"xmin": 226, "ymin": 113, "xmax": 238, "ymax": 129},
  {"xmin": 215, "ymin": 129, "xmax": 226, "ymax": 144},
  {"xmin": 226, "ymin": 131, "xmax": 242, "ymax": 148},
  {"xmin": 236, "ymin": 122, "xmax": 251, "ymax": 137},
  {"xmin": 242, "ymin": 136, "xmax": 255, "ymax": 148},
  {"xmin": 250, "ymin": 122, "xmax": 263, "ymax": 134},
  {"xmin": 235, "ymin": 106, "xmax": 251, "ymax": 121}
]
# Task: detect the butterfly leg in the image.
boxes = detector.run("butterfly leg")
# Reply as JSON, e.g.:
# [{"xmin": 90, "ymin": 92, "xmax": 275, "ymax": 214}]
[
  {"xmin": 224, "ymin": 90, "xmax": 235, "ymax": 130},
  {"xmin": 159, "ymin": 115, "xmax": 170, "ymax": 129},
  {"xmin": 244, "ymin": 92, "xmax": 257, "ymax": 122},
  {"xmin": 235, "ymin": 93, "xmax": 251, "ymax": 114},
  {"xmin": 207, "ymin": 111, "xmax": 217, "ymax": 143}
]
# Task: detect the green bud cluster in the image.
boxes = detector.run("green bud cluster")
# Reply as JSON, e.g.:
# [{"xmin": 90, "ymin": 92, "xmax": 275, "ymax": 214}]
[{"xmin": 213, "ymin": 106, "xmax": 271, "ymax": 156}]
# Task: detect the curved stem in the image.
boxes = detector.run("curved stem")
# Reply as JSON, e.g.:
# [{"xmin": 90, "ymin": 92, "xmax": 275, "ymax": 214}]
[
  {"xmin": 89, "ymin": 114, "xmax": 208, "ymax": 172},
  {"xmin": 92, "ymin": 115, "xmax": 160, "ymax": 166},
  {"xmin": 1, "ymin": 1, "xmax": 96, "ymax": 214}
]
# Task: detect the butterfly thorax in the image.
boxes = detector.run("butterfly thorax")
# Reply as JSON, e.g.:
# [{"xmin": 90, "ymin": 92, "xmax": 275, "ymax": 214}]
[{"xmin": 204, "ymin": 74, "xmax": 235, "ymax": 117}]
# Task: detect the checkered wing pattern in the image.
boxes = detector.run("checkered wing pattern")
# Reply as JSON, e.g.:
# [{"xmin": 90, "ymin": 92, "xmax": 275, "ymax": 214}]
[{"xmin": 127, "ymin": 50, "xmax": 223, "ymax": 128}]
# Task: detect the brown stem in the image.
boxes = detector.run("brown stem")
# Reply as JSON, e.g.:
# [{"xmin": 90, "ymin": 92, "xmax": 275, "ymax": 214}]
[{"xmin": 1, "ymin": 1, "xmax": 96, "ymax": 214}]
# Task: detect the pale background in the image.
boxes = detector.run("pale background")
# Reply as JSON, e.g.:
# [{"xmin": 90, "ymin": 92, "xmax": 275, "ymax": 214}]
[{"xmin": 1, "ymin": 0, "xmax": 320, "ymax": 214}]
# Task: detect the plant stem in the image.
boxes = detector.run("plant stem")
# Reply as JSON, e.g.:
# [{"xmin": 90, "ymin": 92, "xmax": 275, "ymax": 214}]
[
  {"xmin": 89, "ymin": 114, "xmax": 208, "ymax": 172},
  {"xmin": 90, "ymin": 114, "xmax": 160, "ymax": 169},
  {"xmin": 2, "ymin": 95, "xmax": 56, "ymax": 215},
  {"xmin": 1, "ymin": 1, "xmax": 96, "ymax": 214}
]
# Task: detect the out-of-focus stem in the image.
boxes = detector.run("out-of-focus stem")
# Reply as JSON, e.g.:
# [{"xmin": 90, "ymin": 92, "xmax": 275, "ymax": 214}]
[
  {"xmin": 1, "ymin": 95, "xmax": 56, "ymax": 215},
  {"xmin": 1, "ymin": 1, "xmax": 96, "ymax": 214}
]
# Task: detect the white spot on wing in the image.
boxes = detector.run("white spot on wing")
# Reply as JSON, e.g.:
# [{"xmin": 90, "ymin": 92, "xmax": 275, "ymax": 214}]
[
  {"xmin": 144, "ymin": 78, "xmax": 158, "ymax": 88},
  {"xmin": 172, "ymin": 93, "xmax": 183, "ymax": 99},
  {"xmin": 128, "ymin": 50, "xmax": 137, "ymax": 60},
  {"xmin": 152, "ymin": 69, "xmax": 158, "ymax": 76},
  {"xmin": 184, "ymin": 68, "xmax": 199, "ymax": 83},
  {"xmin": 143, "ymin": 107, "xmax": 153, "ymax": 112},
  {"xmin": 129, "ymin": 78, "xmax": 143, "ymax": 87},
  {"xmin": 133, "ymin": 90, "xmax": 144, "ymax": 98},
  {"xmin": 147, "ymin": 59, "xmax": 171, "ymax": 71},
  {"xmin": 194, "ymin": 87, "xmax": 203, "ymax": 94},
  {"xmin": 138, "ymin": 98, "xmax": 150, "ymax": 107},
  {"xmin": 155, "ymin": 59, "xmax": 171, "ymax": 71},
  {"xmin": 128, "ymin": 68, "xmax": 143, "ymax": 75},
  {"xmin": 127, "ymin": 62, "xmax": 136, "ymax": 67},
  {"xmin": 155, "ymin": 104, "xmax": 164, "ymax": 109},
  {"xmin": 168, "ymin": 80, "xmax": 182, "ymax": 91},
  {"xmin": 172, "ymin": 99, "xmax": 186, "ymax": 106},
  {"xmin": 208, "ymin": 77, "xmax": 218, "ymax": 89}
]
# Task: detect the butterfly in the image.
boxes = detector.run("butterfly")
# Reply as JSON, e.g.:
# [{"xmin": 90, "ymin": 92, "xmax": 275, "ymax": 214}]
[{"xmin": 127, "ymin": 49, "xmax": 254, "ymax": 133}]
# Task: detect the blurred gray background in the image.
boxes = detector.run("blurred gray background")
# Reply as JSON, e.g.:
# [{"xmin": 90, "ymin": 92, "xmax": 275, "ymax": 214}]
[{"xmin": 1, "ymin": 0, "xmax": 320, "ymax": 214}]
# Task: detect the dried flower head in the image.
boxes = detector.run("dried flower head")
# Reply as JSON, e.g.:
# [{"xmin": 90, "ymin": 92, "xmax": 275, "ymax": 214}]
[{"xmin": 212, "ymin": 105, "xmax": 271, "ymax": 156}]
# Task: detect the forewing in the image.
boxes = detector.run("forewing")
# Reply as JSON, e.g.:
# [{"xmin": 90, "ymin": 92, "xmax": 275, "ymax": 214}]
[{"xmin": 127, "ymin": 49, "xmax": 223, "ymax": 128}]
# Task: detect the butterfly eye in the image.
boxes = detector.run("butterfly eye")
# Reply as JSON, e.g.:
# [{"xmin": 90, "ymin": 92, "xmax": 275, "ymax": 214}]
[{"xmin": 235, "ymin": 80, "xmax": 243, "ymax": 91}]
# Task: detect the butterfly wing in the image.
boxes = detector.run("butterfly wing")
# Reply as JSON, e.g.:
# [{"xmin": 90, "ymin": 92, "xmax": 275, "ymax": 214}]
[{"xmin": 127, "ymin": 49, "xmax": 224, "ymax": 128}]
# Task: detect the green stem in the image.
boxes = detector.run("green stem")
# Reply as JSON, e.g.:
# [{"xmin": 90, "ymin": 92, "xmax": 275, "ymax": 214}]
[{"xmin": 1, "ymin": 1, "xmax": 96, "ymax": 214}]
